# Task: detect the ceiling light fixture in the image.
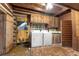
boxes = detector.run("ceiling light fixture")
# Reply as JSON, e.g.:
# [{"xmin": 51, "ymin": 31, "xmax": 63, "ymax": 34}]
[
  {"xmin": 40, "ymin": 3, "xmax": 54, "ymax": 10},
  {"xmin": 46, "ymin": 3, "xmax": 53, "ymax": 10}
]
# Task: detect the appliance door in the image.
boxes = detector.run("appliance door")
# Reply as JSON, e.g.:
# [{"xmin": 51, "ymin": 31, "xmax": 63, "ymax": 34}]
[
  {"xmin": 54, "ymin": 34, "xmax": 61, "ymax": 44},
  {"xmin": 43, "ymin": 32, "xmax": 52, "ymax": 46},
  {"xmin": 31, "ymin": 32, "xmax": 43, "ymax": 47}
]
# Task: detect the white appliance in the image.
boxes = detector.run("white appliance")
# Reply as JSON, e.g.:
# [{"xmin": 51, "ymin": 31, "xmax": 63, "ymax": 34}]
[
  {"xmin": 31, "ymin": 30, "xmax": 43, "ymax": 47},
  {"xmin": 31, "ymin": 30, "xmax": 53, "ymax": 47},
  {"xmin": 41, "ymin": 30, "xmax": 52, "ymax": 46},
  {"xmin": 43, "ymin": 32, "xmax": 52, "ymax": 46}
]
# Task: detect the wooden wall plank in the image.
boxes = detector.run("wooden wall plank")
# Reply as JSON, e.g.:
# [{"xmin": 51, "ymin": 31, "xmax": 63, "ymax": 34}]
[
  {"xmin": 6, "ymin": 14, "xmax": 14, "ymax": 53},
  {"xmin": 71, "ymin": 10, "xmax": 79, "ymax": 51}
]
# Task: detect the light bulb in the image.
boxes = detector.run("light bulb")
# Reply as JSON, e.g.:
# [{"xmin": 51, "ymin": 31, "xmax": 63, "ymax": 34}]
[{"xmin": 46, "ymin": 3, "xmax": 53, "ymax": 10}]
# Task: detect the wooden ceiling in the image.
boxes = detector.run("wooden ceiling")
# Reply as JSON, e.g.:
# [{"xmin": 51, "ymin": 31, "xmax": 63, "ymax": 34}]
[
  {"xmin": 59, "ymin": 3, "xmax": 79, "ymax": 11},
  {"xmin": 11, "ymin": 3, "xmax": 69, "ymax": 16}
]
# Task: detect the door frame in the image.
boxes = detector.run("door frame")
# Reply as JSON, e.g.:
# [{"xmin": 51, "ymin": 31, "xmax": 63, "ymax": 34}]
[{"xmin": 0, "ymin": 10, "xmax": 6, "ymax": 55}]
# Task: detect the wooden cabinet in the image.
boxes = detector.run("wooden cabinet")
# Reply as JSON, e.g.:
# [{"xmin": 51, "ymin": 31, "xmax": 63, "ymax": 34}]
[
  {"xmin": 54, "ymin": 17, "xmax": 59, "ymax": 28},
  {"xmin": 48, "ymin": 16, "xmax": 59, "ymax": 28},
  {"xmin": 31, "ymin": 13, "xmax": 59, "ymax": 29},
  {"xmin": 48, "ymin": 16, "xmax": 54, "ymax": 27},
  {"xmin": 31, "ymin": 13, "xmax": 50, "ymax": 24},
  {"xmin": 43, "ymin": 15, "xmax": 46, "ymax": 23},
  {"xmin": 31, "ymin": 14, "xmax": 36, "ymax": 23},
  {"xmin": 38, "ymin": 14, "xmax": 42, "ymax": 23},
  {"xmin": 41, "ymin": 14, "xmax": 44, "ymax": 23},
  {"xmin": 31, "ymin": 14, "xmax": 40, "ymax": 23},
  {"xmin": 45, "ymin": 15, "xmax": 49, "ymax": 24}
]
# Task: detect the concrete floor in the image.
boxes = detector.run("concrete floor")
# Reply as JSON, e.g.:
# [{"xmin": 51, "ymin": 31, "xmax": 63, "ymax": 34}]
[{"xmin": 4, "ymin": 45, "xmax": 79, "ymax": 56}]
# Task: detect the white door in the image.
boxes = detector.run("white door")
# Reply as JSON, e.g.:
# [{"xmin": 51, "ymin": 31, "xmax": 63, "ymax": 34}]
[
  {"xmin": 43, "ymin": 33, "xmax": 52, "ymax": 46},
  {"xmin": 31, "ymin": 32, "xmax": 43, "ymax": 47}
]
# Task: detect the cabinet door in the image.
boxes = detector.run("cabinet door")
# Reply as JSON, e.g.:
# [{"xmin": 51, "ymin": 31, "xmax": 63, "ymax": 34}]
[
  {"xmin": 34, "ymin": 14, "xmax": 37, "ymax": 23},
  {"xmin": 54, "ymin": 17, "xmax": 59, "ymax": 28},
  {"xmin": 47, "ymin": 16, "xmax": 49, "ymax": 24},
  {"xmin": 52, "ymin": 17, "xmax": 55, "ymax": 27},
  {"xmin": 31, "ymin": 32, "xmax": 43, "ymax": 47},
  {"xmin": 54, "ymin": 34, "xmax": 61, "ymax": 44},
  {"xmin": 44, "ymin": 15, "xmax": 47, "ymax": 23},
  {"xmin": 48, "ymin": 16, "xmax": 54, "ymax": 28},
  {"xmin": 36, "ymin": 14, "xmax": 39, "ymax": 23},
  {"xmin": 43, "ymin": 33, "xmax": 52, "ymax": 46},
  {"xmin": 43, "ymin": 15, "xmax": 46, "ymax": 23},
  {"xmin": 41, "ymin": 14, "xmax": 43, "ymax": 23},
  {"xmin": 0, "ymin": 14, "xmax": 5, "ymax": 55},
  {"xmin": 38, "ymin": 14, "xmax": 41, "ymax": 23},
  {"xmin": 31, "ymin": 14, "xmax": 34, "ymax": 22},
  {"xmin": 31, "ymin": 14, "xmax": 37, "ymax": 23},
  {"xmin": 46, "ymin": 16, "xmax": 50, "ymax": 24}
]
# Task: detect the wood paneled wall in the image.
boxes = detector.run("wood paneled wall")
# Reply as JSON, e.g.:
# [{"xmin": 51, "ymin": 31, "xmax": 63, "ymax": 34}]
[
  {"xmin": 0, "ymin": 3, "xmax": 14, "ymax": 55},
  {"xmin": 6, "ymin": 14, "xmax": 14, "ymax": 53},
  {"xmin": 71, "ymin": 10, "xmax": 79, "ymax": 51},
  {"xmin": 59, "ymin": 12, "xmax": 72, "ymax": 47},
  {"xmin": 0, "ymin": 13, "xmax": 14, "ymax": 55}
]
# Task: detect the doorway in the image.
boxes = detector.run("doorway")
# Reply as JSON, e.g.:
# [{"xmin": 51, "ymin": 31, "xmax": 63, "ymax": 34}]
[
  {"xmin": 62, "ymin": 20, "xmax": 72, "ymax": 47},
  {"xmin": 14, "ymin": 14, "xmax": 31, "ymax": 48}
]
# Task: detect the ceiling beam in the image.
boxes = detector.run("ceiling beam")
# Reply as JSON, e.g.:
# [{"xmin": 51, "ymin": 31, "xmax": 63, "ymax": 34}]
[
  {"xmin": 56, "ymin": 9, "xmax": 71, "ymax": 17},
  {"xmin": 58, "ymin": 3, "xmax": 79, "ymax": 12},
  {"xmin": 11, "ymin": 4, "xmax": 53, "ymax": 15}
]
